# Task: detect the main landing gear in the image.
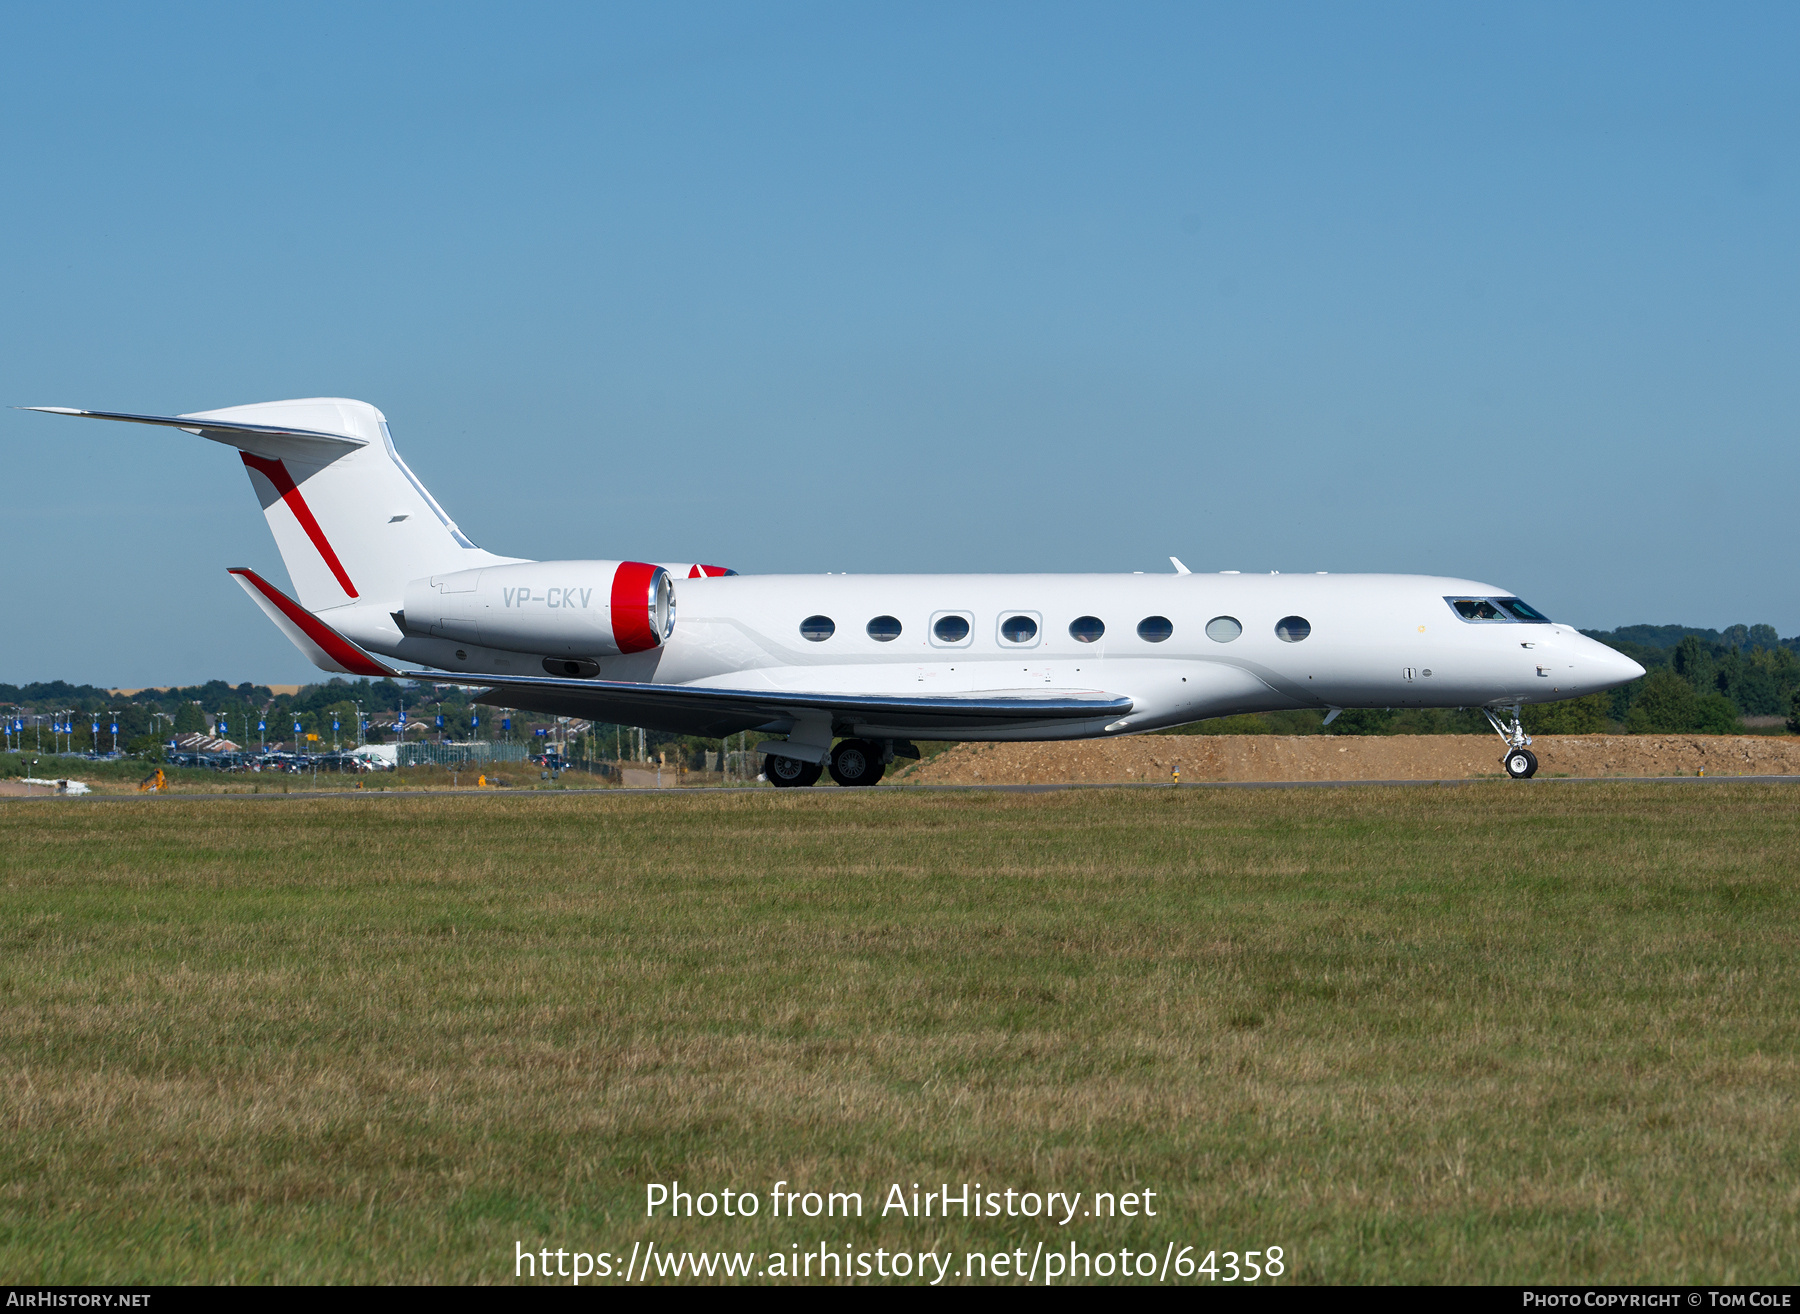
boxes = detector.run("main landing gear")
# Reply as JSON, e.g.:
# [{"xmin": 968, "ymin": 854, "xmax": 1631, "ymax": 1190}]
[
  {"xmin": 765, "ymin": 754, "xmax": 822, "ymax": 788},
  {"xmin": 1482, "ymin": 704, "xmax": 1538, "ymax": 779},
  {"xmin": 826, "ymin": 738, "xmax": 886, "ymax": 787},
  {"xmin": 765, "ymin": 739, "xmax": 912, "ymax": 788}
]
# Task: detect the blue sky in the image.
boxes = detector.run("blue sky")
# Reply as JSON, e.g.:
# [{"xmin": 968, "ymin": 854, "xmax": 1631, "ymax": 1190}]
[{"xmin": 3, "ymin": 3, "xmax": 1795, "ymax": 686}]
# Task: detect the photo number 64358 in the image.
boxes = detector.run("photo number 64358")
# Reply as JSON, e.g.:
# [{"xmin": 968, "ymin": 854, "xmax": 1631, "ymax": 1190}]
[{"xmin": 1183, "ymin": 1247, "xmax": 1285, "ymax": 1281}]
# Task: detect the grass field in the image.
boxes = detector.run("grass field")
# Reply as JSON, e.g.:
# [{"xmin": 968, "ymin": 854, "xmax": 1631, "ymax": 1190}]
[{"xmin": 2, "ymin": 784, "xmax": 1796, "ymax": 1284}]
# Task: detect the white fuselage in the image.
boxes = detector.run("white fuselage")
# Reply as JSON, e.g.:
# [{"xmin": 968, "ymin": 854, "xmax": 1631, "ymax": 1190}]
[
  {"xmin": 30, "ymin": 398, "xmax": 1644, "ymax": 747},
  {"xmin": 337, "ymin": 569, "xmax": 1643, "ymax": 740}
]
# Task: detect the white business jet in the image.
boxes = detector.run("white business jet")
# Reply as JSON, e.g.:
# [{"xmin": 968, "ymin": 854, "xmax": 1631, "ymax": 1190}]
[{"xmin": 27, "ymin": 398, "xmax": 1644, "ymax": 783}]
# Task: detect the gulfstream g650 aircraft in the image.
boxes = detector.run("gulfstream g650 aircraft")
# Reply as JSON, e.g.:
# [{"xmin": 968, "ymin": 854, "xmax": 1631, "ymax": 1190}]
[{"xmin": 29, "ymin": 398, "xmax": 1644, "ymax": 783}]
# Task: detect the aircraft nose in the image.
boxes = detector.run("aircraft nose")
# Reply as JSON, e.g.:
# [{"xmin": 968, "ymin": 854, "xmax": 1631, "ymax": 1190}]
[{"xmin": 1580, "ymin": 636, "xmax": 1645, "ymax": 689}]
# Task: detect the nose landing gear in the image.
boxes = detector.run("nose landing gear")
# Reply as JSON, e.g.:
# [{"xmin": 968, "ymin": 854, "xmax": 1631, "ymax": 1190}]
[{"xmin": 1483, "ymin": 704, "xmax": 1538, "ymax": 779}]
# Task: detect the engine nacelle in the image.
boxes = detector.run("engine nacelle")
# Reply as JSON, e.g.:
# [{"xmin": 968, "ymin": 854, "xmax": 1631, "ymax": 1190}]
[{"xmin": 401, "ymin": 560, "xmax": 674, "ymax": 658}]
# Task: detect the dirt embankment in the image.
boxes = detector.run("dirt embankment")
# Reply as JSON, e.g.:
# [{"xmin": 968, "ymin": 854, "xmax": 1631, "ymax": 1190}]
[{"xmin": 893, "ymin": 734, "xmax": 1800, "ymax": 785}]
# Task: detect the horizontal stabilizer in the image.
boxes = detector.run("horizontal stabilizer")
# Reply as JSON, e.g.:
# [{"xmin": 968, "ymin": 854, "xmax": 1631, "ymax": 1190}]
[
  {"xmin": 229, "ymin": 568, "xmax": 399, "ymax": 678},
  {"xmin": 21, "ymin": 406, "xmax": 367, "ymax": 463}
]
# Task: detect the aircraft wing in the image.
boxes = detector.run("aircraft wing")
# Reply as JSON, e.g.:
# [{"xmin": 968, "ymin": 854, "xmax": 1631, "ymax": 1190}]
[{"xmin": 411, "ymin": 669, "xmax": 1134, "ymax": 740}]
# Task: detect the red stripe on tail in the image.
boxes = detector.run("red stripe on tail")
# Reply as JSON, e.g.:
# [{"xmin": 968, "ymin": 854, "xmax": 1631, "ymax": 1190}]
[{"xmin": 239, "ymin": 453, "xmax": 359, "ymax": 599}]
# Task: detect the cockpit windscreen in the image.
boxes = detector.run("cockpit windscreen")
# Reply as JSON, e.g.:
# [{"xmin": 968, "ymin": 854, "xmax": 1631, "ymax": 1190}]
[{"xmin": 1446, "ymin": 596, "xmax": 1551, "ymax": 624}]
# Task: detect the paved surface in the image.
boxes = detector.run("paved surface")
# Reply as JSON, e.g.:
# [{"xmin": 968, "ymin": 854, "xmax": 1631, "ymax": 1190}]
[{"xmin": 4, "ymin": 775, "xmax": 1798, "ymax": 803}]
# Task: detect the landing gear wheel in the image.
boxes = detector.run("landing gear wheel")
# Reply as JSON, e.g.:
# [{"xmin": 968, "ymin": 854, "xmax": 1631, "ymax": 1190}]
[
  {"xmin": 828, "ymin": 738, "xmax": 886, "ymax": 787},
  {"xmin": 766, "ymin": 755, "xmax": 822, "ymax": 788},
  {"xmin": 1504, "ymin": 748, "xmax": 1539, "ymax": 779}
]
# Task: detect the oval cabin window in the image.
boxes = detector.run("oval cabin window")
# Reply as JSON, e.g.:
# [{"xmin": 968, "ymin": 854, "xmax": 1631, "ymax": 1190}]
[{"xmin": 1000, "ymin": 615, "xmax": 1038, "ymax": 643}]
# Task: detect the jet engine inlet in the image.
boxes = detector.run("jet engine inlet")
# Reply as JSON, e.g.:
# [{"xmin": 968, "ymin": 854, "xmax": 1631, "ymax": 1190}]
[{"xmin": 611, "ymin": 561, "xmax": 675, "ymax": 654}]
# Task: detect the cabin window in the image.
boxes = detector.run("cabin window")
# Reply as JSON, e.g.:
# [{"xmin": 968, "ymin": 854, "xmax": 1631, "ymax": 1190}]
[
  {"xmin": 800, "ymin": 615, "xmax": 835, "ymax": 641},
  {"xmin": 1000, "ymin": 614, "xmax": 1039, "ymax": 644},
  {"xmin": 1205, "ymin": 616, "xmax": 1242, "ymax": 643},
  {"xmin": 1137, "ymin": 616, "xmax": 1173, "ymax": 643},
  {"xmin": 866, "ymin": 615, "xmax": 902, "ymax": 641},
  {"xmin": 1068, "ymin": 616, "xmax": 1105, "ymax": 643},
  {"xmin": 1275, "ymin": 615, "xmax": 1311, "ymax": 643},
  {"xmin": 932, "ymin": 613, "xmax": 972, "ymax": 644}
]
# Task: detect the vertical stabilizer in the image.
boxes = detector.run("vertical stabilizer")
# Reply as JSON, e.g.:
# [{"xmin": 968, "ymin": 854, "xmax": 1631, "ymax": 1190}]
[{"xmin": 175, "ymin": 397, "xmax": 521, "ymax": 611}]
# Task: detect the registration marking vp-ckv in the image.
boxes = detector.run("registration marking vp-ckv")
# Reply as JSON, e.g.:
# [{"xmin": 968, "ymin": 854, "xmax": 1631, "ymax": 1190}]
[{"xmin": 503, "ymin": 587, "xmax": 593, "ymax": 609}]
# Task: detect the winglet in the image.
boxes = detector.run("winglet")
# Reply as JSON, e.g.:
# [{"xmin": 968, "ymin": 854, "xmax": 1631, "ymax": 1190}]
[
  {"xmin": 1170, "ymin": 556, "xmax": 1192, "ymax": 575},
  {"xmin": 228, "ymin": 568, "xmax": 399, "ymax": 678}
]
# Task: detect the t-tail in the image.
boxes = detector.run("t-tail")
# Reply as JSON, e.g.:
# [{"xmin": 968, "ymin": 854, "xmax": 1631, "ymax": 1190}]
[
  {"xmin": 26, "ymin": 397, "xmax": 512, "ymax": 614},
  {"xmin": 23, "ymin": 399, "xmax": 733, "ymax": 679}
]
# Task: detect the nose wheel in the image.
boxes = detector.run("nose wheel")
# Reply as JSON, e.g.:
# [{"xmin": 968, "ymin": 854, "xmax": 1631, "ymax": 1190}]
[{"xmin": 1483, "ymin": 704, "xmax": 1539, "ymax": 780}]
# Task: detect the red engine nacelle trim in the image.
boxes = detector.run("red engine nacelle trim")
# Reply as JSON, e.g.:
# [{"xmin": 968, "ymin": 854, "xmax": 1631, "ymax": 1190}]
[{"xmin": 610, "ymin": 562, "xmax": 672, "ymax": 654}]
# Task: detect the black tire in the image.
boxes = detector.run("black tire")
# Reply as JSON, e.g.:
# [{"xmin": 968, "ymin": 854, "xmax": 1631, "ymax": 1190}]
[
  {"xmin": 1504, "ymin": 748, "xmax": 1538, "ymax": 779},
  {"xmin": 828, "ymin": 738, "xmax": 886, "ymax": 787},
  {"xmin": 766, "ymin": 754, "xmax": 822, "ymax": 788}
]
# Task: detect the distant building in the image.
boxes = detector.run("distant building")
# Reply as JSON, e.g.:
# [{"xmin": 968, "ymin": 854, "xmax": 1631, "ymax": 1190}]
[{"xmin": 174, "ymin": 732, "xmax": 241, "ymax": 752}]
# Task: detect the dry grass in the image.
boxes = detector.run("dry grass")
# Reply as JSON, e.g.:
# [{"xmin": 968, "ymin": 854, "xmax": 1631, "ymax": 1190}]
[{"xmin": 1, "ymin": 785, "xmax": 1797, "ymax": 1283}]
